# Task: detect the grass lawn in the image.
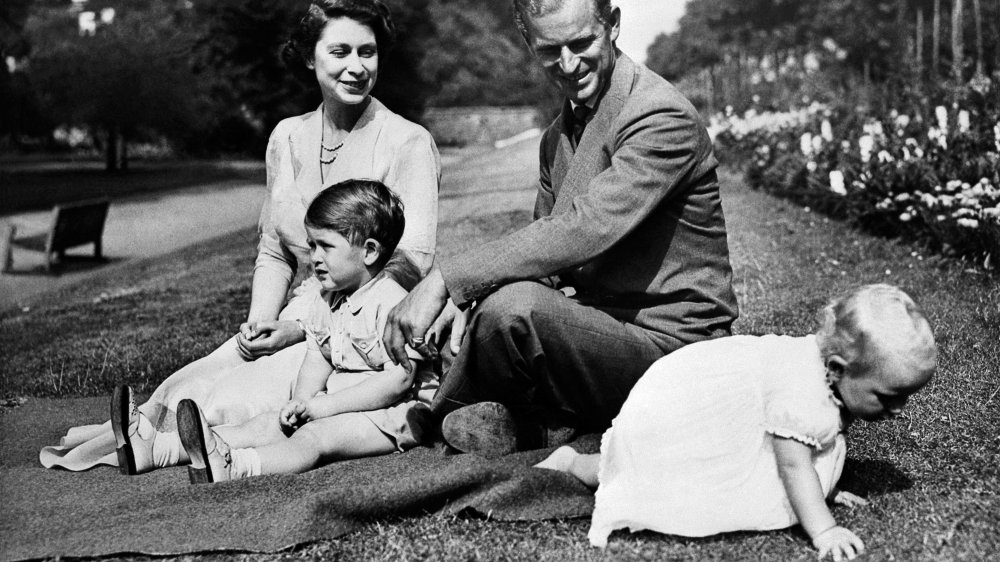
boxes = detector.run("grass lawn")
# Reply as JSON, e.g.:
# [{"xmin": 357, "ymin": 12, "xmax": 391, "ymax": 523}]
[{"xmin": 1, "ymin": 165, "xmax": 998, "ymax": 561}]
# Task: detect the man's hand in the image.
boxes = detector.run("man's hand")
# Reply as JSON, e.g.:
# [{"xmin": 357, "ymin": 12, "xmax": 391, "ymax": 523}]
[
  {"xmin": 813, "ymin": 526, "xmax": 865, "ymax": 561},
  {"xmin": 279, "ymin": 399, "xmax": 309, "ymax": 432},
  {"xmin": 384, "ymin": 267, "xmax": 449, "ymax": 370},
  {"xmin": 426, "ymin": 298, "xmax": 471, "ymax": 355},
  {"xmin": 235, "ymin": 320, "xmax": 305, "ymax": 360}
]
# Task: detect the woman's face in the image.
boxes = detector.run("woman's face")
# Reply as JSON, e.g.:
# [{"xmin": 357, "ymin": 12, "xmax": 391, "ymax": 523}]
[{"xmin": 310, "ymin": 17, "xmax": 378, "ymax": 106}]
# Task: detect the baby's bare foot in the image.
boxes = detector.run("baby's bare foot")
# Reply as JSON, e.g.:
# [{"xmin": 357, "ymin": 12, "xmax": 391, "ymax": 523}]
[{"xmin": 534, "ymin": 445, "xmax": 578, "ymax": 472}]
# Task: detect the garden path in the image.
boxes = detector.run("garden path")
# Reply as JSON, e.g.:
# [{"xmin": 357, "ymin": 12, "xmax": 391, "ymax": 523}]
[{"xmin": 0, "ymin": 136, "xmax": 541, "ymax": 310}]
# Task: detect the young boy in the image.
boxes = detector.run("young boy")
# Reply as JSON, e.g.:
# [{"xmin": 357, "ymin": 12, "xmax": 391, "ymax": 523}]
[{"xmin": 176, "ymin": 179, "xmax": 437, "ymax": 482}]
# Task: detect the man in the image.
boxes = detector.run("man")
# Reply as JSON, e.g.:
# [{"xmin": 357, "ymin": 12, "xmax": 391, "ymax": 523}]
[{"xmin": 384, "ymin": 0, "xmax": 738, "ymax": 455}]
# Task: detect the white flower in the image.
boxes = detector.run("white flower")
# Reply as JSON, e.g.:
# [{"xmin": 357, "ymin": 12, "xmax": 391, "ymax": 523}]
[
  {"xmin": 935, "ymin": 106, "xmax": 948, "ymax": 131},
  {"xmin": 928, "ymin": 127, "xmax": 947, "ymax": 149},
  {"xmin": 821, "ymin": 120, "xmax": 834, "ymax": 142},
  {"xmin": 895, "ymin": 114, "xmax": 911, "ymax": 130},
  {"xmin": 902, "ymin": 147, "xmax": 912, "ymax": 160},
  {"xmin": 806, "ymin": 160, "xmax": 818, "ymax": 172},
  {"xmin": 800, "ymin": 132, "xmax": 814, "ymax": 156},
  {"xmin": 878, "ymin": 150, "xmax": 894, "ymax": 163},
  {"xmin": 900, "ymin": 212, "xmax": 913, "ymax": 222},
  {"xmin": 958, "ymin": 110, "xmax": 970, "ymax": 133},
  {"xmin": 829, "ymin": 170, "xmax": 846, "ymax": 195},
  {"xmin": 994, "ymin": 122, "xmax": 1000, "ymax": 152},
  {"xmin": 812, "ymin": 135, "xmax": 824, "ymax": 153},
  {"xmin": 859, "ymin": 135, "xmax": 875, "ymax": 163},
  {"xmin": 894, "ymin": 193, "xmax": 911, "ymax": 202},
  {"xmin": 956, "ymin": 218, "xmax": 979, "ymax": 228}
]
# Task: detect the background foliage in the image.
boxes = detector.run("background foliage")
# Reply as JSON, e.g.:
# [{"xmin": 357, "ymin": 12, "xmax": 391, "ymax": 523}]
[{"xmin": 0, "ymin": 0, "xmax": 555, "ymax": 161}]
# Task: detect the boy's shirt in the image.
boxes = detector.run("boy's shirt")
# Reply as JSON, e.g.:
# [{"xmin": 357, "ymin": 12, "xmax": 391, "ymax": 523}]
[{"xmin": 304, "ymin": 274, "xmax": 422, "ymax": 372}]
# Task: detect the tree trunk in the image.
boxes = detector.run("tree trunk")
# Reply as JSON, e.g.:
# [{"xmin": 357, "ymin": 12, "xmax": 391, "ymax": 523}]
[
  {"xmin": 971, "ymin": 0, "xmax": 984, "ymax": 76},
  {"xmin": 119, "ymin": 132, "xmax": 128, "ymax": 171},
  {"xmin": 916, "ymin": 8, "xmax": 925, "ymax": 79},
  {"xmin": 105, "ymin": 124, "xmax": 119, "ymax": 172},
  {"xmin": 932, "ymin": 0, "xmax": 941, "ymax": 76},
  {"xmin": 104, "ymin": 124, "xmax": 127, "ymax": 172},
  {"xmin": 951, "ymin": 0, "xmax": 964, "ymax": 81}
]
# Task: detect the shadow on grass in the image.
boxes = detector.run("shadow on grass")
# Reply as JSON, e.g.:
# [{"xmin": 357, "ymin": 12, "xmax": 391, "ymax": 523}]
[
  {"xmin": 838, "ymin": 458, "xmax": 914, "ymax": 497},
  {"xmin": 2, "ymin": 255, "xmax": 122, "ymax": 277}
]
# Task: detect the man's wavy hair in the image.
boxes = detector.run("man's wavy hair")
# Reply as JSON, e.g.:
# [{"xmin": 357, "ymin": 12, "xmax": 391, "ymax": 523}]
[
  {"xmin": 511, "ymin": 0, "xmax": 615, "ymax": 42},
  {"xmin": 305, "ymin": 179, "xmax": 405, "ymax": 270},
  {"xmin": 281, "ymin": 0, "xmax": 396, "ymax": 75}
]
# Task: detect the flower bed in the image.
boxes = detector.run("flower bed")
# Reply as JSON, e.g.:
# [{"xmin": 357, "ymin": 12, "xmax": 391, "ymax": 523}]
[{"xmin": 712, "ymin": 103, "xmax": 1000, "ymax": 270}]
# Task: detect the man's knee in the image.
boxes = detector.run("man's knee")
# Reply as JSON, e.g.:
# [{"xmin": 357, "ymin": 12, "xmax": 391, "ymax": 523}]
[{"xmin": 474, "ymin": 281, "xmax": 557, "ymax": 333}]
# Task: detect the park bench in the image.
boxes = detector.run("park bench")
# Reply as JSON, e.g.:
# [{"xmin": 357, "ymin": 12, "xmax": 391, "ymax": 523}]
[{"xmin": 1, "ymin": 198, "xmax": 111, "ymax": 273}]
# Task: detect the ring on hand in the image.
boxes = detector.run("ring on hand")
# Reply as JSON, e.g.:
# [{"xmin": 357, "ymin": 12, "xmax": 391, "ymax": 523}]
[{"xmin": 410, "ymin": 336, "xmax": 425, "ymax": 346}]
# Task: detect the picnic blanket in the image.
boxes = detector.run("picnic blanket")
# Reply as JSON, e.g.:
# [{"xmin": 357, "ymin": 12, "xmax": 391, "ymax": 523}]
[{"xmin": 0, "ymin": 397, "xmax": 597, "ymax": 561}]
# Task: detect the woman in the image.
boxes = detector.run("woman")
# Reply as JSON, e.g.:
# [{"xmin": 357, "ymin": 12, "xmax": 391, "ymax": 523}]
[{"xmin": 40, "ymin": 0, "xmax": 440, "ymax": 473}]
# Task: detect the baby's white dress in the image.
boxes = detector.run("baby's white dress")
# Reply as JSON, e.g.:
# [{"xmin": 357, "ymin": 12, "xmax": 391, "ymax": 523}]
[{"xmin": 589, "ymin": 334, "xmax": 847, "ymax": 547}]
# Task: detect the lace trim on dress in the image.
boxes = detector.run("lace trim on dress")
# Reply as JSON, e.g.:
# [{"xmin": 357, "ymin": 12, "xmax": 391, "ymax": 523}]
[{"xmin": 765, "ymin": 426, "xmax": 823, "ymax": 450}]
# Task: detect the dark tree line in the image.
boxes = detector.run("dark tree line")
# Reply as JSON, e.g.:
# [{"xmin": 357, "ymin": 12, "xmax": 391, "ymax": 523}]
[
  {"xmin": 646, "ymin": 0, "xmax": 1000, "ymax": 113},
  {"xmin": 1, "ymin": 0, "xmax": 556, "ymax": 167}
]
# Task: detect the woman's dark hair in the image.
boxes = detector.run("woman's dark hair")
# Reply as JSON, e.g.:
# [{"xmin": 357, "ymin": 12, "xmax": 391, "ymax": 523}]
[
  {"xmin": 305, "ymin": 179, "xmax": 405, "ymax": 269},
  {"xmin": 281, "ymin": 0, "xmax": 396, "ymax": 71}
]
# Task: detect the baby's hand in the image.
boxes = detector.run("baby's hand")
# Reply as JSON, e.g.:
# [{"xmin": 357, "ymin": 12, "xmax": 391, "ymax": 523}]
[
  {"xmin": 813, "ymin": 526, "xmax": 865, "ymax": 561},
  {"xmin": 833, "ymin": 490, "xmax": 870, "ymax": 508},
  {"xmin": 279, "ymin": 399, "xmax": 308, "ymax": 432}
]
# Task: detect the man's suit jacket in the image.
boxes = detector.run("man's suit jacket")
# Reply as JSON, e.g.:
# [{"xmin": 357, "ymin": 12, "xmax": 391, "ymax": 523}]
[{"xmin": 440, "ymin": 53, "xmax": 738, "ymax": 350}]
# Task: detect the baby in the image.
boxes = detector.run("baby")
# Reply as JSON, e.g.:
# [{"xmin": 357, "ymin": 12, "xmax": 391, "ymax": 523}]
[{"xmin": 537, "ymin": 284, "xmax": 936, "ymax": 560}]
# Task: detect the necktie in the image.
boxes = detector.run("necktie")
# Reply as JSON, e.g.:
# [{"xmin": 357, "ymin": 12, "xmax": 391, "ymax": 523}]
[{"xmin": 571, "ymin": 105, "xmax": 590, "ymax": 147}]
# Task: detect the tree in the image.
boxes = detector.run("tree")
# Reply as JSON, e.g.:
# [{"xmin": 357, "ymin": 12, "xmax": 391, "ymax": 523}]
[
  {"xmin": 422, "ymin": 0, "xmax": 556, "ymax": 109},
  {"xmin": 26, "ymin": 1, "xmax": 207, "ymax": 170},
  {"xmin": 189, "ymin": 0, "xmax": 438, "ymax": 154},
  {"xmin": 1, "ymin": 0, "xmax": 48, "ymax": 143}
]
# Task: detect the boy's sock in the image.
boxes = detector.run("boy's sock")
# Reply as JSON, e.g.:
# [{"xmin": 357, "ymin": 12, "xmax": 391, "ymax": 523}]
[
  {"xmin": 228, "ymin": 447, "xmax": 262, "ymax": 479},
  {"xmin": 134, "ymin": 412, "xmax": 184, "ymax": 468},
  {"xmin": 150, "ymin": 430, "xmax": 183, "ymax": 468}
]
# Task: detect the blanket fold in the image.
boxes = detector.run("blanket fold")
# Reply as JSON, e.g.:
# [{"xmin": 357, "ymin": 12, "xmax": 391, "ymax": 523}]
[{"xmin": 0, "ymin": 397, "xmax": 596, "ymax": 561}]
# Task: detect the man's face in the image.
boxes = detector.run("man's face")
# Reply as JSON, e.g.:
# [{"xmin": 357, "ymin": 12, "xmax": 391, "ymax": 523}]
[{"xmin": 523, "ymin": 0, "xmax": 620, "ymax": 106}]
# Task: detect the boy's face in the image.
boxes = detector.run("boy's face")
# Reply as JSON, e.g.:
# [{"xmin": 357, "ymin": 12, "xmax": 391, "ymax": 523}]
[
  {"xmin": 836, "ymin": 356, "xmax": 932, "ymax": 422},
  {"xmin": 306, "ymin": 226, "xmax": 373, "ymax": 293}
]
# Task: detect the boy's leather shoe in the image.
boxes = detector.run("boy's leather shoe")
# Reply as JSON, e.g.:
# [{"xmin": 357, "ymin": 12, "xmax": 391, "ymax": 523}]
[
  {"xmin": 110, "ymin": 385, "xmax": 156, "ymax": 475},
  {"xmin": 177, "ymin": 399, "xmax": 233, "ymax": 484}
]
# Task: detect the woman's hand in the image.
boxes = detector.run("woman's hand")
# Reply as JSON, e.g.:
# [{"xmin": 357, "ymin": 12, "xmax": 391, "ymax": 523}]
[
  {"xmin": 279, "ymin": 399, "xmax": 310, "ymax": 433},
  {"xmin": 236, "ymin": 320, "xmax": 305, "ymax": 360},
  {"xmin": 813, "ymin": 526, "xmax": 865, "ymax": 561}
]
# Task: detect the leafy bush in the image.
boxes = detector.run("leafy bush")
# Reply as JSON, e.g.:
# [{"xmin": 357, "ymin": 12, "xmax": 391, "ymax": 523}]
[{"xmin": 713, "ymin": 97, "xmax": 1000, "ymax": 270}]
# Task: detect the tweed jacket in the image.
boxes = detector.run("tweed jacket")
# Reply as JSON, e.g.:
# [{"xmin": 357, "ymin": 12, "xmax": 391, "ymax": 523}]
[
  {"xmin": 439, "ymin": 53, "xmax": 738, "ymax": 349},
  {"xmin": 256, "ymin": 98, "xmax": 440, "ymax": 288}
]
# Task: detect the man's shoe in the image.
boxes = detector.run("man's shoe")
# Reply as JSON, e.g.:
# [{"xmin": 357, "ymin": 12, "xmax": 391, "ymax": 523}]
[
  {"xmin": 110, "ymin": 385, "xmax": 156, "ymax": 475},
  {"xmin": 176, "ymin": 399, "xmax": 233, "ymax": 484},
  {"xmin": 441, "ymin": 402, "xmax": 518, "ymax": 459}
]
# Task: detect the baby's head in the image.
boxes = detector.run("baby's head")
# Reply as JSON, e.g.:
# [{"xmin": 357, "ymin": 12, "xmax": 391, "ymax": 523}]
[
  {"xmin": 815, "ymin": 284, "xmax": 936, "ymax": 422},
  {"xmin": 304, "ymin": 179, "xmax": 404, "ymax": 292}
]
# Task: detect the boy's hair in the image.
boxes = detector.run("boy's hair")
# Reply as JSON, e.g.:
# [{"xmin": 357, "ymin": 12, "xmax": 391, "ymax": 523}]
[
  {"xmin": 305, "ymin": 179, "xmax": 405, "ymax": 269},
  {"xmin": 816, "ymin": 284, "xmax": 937, "ymax": 381}
]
